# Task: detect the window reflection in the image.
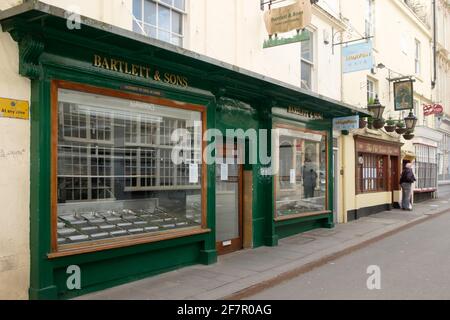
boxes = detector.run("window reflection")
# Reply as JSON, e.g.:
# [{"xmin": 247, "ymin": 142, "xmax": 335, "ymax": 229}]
[
  {"xmin": 56, "ymin": 89, "xmax": 203, "ymax": 247},
  {"xmin": 275, "ymin": 127, "xmax": 327, "ymax": 217}
]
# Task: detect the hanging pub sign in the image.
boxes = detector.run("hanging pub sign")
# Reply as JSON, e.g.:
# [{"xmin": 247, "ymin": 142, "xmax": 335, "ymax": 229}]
[
  {"xmin": 263, "ymin": 0, "xmax": 312, "ymax": 36},
  {"xmin": 423, "ymin": 104, "xmax": 444, "ymax": 116},
  {"xmin": 394, "ymin": 80, "xmax": 414, "ymax": 111}
]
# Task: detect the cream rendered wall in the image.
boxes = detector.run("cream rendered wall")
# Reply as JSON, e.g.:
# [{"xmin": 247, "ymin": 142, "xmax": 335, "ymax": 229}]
[
  {"xmin": 339, "ymin": 134, "xmax": 356, "ymax": 223},
  {"xmin": 356, "ymin": 192, "xmax": 392, "ymax": 209},
  {"xmin": 341, "ymin": 0, "xmax": 433, "ymax": 119},
  {"xmin": 338, "ymin": 0, "xmax": 435, "ymax": 221},
  {"xmin": 40, "ymin": 0, "xmax": 133, "ymax": 29},
  {"xmin": 186, "ymin": 0, "xmax": 343, "ymax": 98},
  {"xmin": 0, "ymin": 2, "xmax": 31, "ymax": 300}
]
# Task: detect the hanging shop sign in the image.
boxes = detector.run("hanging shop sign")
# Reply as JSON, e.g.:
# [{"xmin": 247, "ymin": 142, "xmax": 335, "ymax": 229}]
[
  {"xmin": 394, "ymin": 80, "xmax": 414, "ymax": 111},
  {"xmin": 93, "ymin": 55, "xmax": 189, "ymax": 88},
  {"xmin": 342, "ymin": 41, "xmax": 373, "ymax": 73},
  {"xmin": 0, "ymin": 97, "xmax": 29, "ymax": 120},
  {"xmin": 333, "ymin": 115, "xmax": 360, "ymax": 131},
  {"xmin": 423, "ymin": 104, "xmax": 443, "ymax": 116},
  {"xmin": 263, "ymin": 0, "xmax": 312, "ymax": 36},
  {"xmin": 263, "ymin": 30, "xmax": 310, "ymax": 49}
]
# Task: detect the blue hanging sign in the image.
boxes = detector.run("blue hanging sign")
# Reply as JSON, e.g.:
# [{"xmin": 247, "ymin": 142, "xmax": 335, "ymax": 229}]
[{"xmin": 342, "ymin": 41, "xmax": 373, "ymax": 73}]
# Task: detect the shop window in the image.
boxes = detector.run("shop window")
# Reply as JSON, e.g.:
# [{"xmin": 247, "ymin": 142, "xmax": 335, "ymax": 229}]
[
  {"xmin": 55, "ymin": 85, "xmax": 204, "ymax": 249},
  {"xmin": 274, "ymin": 126, "xmax": 327, "ymax": 218},
  {"xmin": 357, "ymin": 153, "xmax": 387, "ymax": 193},
  {"xmin": 415, "ymin": 144, "xmax": 438, "ymax": 189},
  {"xmin": 133, "ymin": 0, "xmax": 185, "ymax": 46},
  {"xmin": 301, "ymin": 30, "xmax": 314, "ymax": 90}
]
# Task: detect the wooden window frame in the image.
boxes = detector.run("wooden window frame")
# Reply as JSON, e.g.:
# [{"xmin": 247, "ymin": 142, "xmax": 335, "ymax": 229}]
[
  {"xmin": 356, "ymin": 153, "xmax": 388, "ymax": 194},
  {"xmin": 273, "ymin": 123, "xmax": 330, "ymax": 221},
  {"xmin": 50, "ymin": 80, "xmax": 209, "ymax": 258}
]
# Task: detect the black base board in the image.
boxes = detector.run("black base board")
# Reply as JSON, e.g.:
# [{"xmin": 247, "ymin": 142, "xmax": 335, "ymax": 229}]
[
  {"xmin": 347, "ymin": 203, "xmax": 392, "ymax": 221},
  {"xmin": 414, "ymin": 192, "xmax": 434, "ymax": 203}
]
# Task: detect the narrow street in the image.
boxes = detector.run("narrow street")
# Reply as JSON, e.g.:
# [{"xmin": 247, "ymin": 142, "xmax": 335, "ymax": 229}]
[{"xmin": 247, "ymin": 185, "xmax": 450, "ymax": 300}]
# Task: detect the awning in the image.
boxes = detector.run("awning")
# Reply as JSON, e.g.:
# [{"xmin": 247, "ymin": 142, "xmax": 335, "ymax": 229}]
[{"xmin": 0, "ymin": 1, "xmax": 371, "ymax": 119}]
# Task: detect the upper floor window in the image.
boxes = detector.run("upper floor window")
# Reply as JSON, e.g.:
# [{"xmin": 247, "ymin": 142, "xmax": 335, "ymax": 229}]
[
  {"xmin": 133, "ymin": 0, "xmax": 185, "ymax": 46},
  {"xmin": 415, "ymin": 39, "xmax": 421, "ymax": 75},
  {"xmin": 367, "ymin": 78, "xmax": 377, "ymax": 103},
  {"xmin": 365, "ymin": 0, "xmax": 375, "ymax": 38},
  {"xmin": 301, "ymin": 31, "xmax": 314, "ymax": 90}
]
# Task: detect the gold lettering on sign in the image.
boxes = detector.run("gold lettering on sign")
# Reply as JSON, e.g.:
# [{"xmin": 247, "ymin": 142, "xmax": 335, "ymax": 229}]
[
  {"xmin": 287, "ymin": 106, "xmax": 323, "ymax": 120},
  {"xmin": 92, "ymin": 55, "xmax": 189, "ymax": 88}
]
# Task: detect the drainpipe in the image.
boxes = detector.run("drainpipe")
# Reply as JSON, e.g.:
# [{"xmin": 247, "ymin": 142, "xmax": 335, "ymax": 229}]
[{"xmin": 431, "ymin": 0, "xmax": 437, "ymax": 89}]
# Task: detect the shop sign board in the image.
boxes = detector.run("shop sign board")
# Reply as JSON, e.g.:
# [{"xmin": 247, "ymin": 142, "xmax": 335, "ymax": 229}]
[
  {"xmin": 0, "ymin": 97, "xmax": 29, "ymax": 120},
  {"xmin": 333, "ymin": 115, "xmax": 359, "ymax": 131},
  {"xmin": 93, "ymin": 55, "xmax": 189, "ymax": 88},
  {"xmin": 263, "ymin": 0, "xmax": 312, "ymax": 36},
  {"xmin": 394, "ymin": 80, "xmax": 414, "ymax": 111},
  {"xmin": 342, "ymin": 41, "xmax": 373, "ymax": 73}
]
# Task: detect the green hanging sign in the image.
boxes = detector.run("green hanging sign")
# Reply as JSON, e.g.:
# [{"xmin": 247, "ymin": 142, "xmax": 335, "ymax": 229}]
[{"xmin": 263, "ymin": 30, "xmax": 310, "ymax": 49}]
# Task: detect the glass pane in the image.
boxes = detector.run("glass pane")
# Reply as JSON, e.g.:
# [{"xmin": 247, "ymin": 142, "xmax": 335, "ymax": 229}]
[
  {"xmin": 133, "ymin": 0, "xmax": 142, "ymax": 20},
  {"xmin": 143, "ymin": 23, "xmax": 157, "ymax": 38},
  {"xmin": 158, "ymin": 5, "xmax": 171, "ymax": 31},
  {"xmin": 301, "ymin": 33, "xmax": 312, "ymax": 61},
  {"xmin": 301, "ymin": 61, "xmax": 312, "ymax": 90},
  {"xmin": 172, "ymin": 11, "xmax": 182, "ymax": 35},
  {"xmin": 216, "ymin": 164, "xmax": 239, "ymax": 242},
  {"xmin": 133, "ymin": 21, "xmax": 142, "ymax": 34},
  {"xmin": 161, "ymin": 0, "xmax": 172, "ymax": 6},
  {"xmin": 275, "ymin": 128, "xmax": 326, "ymax": 217},
  {"xmin": 171, "ymin": 35, "xmax": 182, "ymax": 46},
  {"xmin": 57, "ymin": 89, "xmax": 203, "ymax": 247},
  {"xmin": 144, "ymin": 0, "xmax": 157, "ymax": 25},
  {"xmin": 174, "ymin": 0, "xmax": 185, "ymax": 10},
  {"xmin": 158, "ymin": 29, "xmax": 171, "ymax": 42}
]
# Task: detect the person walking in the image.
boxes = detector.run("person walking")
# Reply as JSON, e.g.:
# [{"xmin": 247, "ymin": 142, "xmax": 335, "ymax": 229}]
[{"xmin": 400, "ymin": 162, "xmax": 416, "ymax": 211}]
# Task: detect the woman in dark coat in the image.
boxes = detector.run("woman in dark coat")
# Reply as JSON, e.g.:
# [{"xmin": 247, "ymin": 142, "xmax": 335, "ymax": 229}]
[{"xmin": 400, "ymin": 162, "xmax": 416, "ymax": 211}]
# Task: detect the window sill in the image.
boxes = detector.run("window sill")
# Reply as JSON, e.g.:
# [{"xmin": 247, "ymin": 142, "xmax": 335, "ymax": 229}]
[
  {"xmin": 274, "ymin": 210, "xmax": 331, "ymax": 222},
  {"xmin": 48, "ymin": 227, "xmax": 210, "ymax": 259}
]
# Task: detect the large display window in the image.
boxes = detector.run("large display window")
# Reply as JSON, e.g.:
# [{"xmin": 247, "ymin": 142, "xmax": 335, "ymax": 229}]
[
  {"xmin": 51, "ymin": 81, "xmax": 206, "ymax": 254},
  {"xmin": 274, "ymin": 124, "xmax": 328, "ymax": 219}
]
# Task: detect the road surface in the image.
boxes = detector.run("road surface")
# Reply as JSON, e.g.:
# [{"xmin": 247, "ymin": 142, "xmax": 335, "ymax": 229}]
[{"xmin": 248, "ymin": 184, "xmax": 450, "ymax": 300}]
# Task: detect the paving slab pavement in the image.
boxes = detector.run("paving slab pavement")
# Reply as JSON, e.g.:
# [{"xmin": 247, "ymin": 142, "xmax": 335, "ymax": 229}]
[{"xmin": 76, "ymin": 195, "xmax": 450, "ymax": 300}]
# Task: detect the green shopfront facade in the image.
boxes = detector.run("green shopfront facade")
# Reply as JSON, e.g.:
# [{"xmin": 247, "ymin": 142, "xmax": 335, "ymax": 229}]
[{"xmin": 0, "ymin": 2, "xmax": 369, "ymax": 300}]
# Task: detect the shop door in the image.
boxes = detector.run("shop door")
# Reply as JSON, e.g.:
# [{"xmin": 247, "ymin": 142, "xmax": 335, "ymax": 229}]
[
  {"xmin": 216, "ymin": 143, "xmax": 243, "ymax": 255},
  {"xmin": 391, "ymin": 156, "xmax": 400, "ymax": 191}
]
